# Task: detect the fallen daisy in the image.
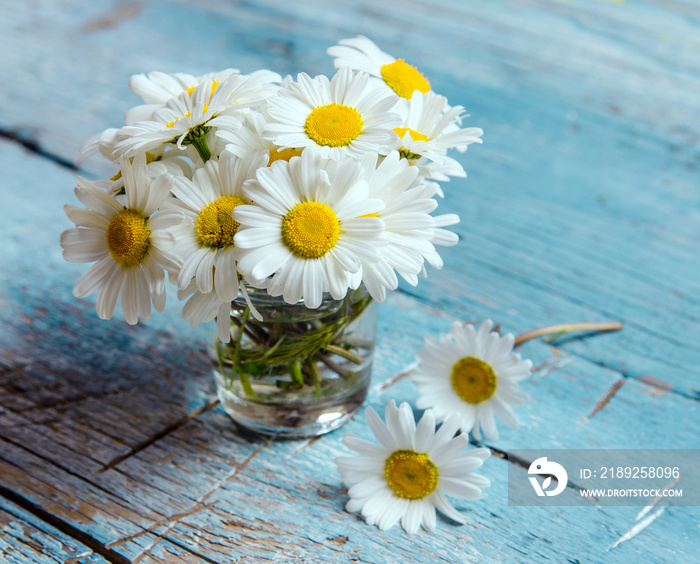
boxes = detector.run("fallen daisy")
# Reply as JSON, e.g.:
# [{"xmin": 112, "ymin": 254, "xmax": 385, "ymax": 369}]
[
  {"xmin": 411, "ymin": 320, "xmax": 533, "ymax": 441},
  {"xmin": 336, "ymin": 400, "xmax": 490, "ymax": 534}
]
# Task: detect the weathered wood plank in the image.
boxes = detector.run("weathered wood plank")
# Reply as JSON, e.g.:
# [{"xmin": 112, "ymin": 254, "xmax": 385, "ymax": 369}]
[{"xmin": 0, "ymin": 495, "xmax": 108, "ymax": 564}]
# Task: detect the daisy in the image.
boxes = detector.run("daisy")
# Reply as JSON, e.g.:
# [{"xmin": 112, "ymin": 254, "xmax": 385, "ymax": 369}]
[
  {"xmin": 263, "ymin": 67, "xmax": 401, "ymax": 161},
  {"xmin": 60, "ymin": 153, "xmax": 180, "ymax": 324},
  {"xmin": 125, "ymin": 68, "xmax": 241, "ymax": 124},
  {"xmin": 114, "ymin": 71, "xmax": 281, "ymax": 161},
  {"xmin": 336, "ymin": 400, "xmax": 490, "ymax": 534},
  {"xmin": 411, "ymin": 320, "xmax": 533, "ymax": 441},
  {"xmin": 162, "ymin": 149, "xmax": 268, "ymax": 302},
  {"xmin": 233, "ymin": 147, "xmax": 387, "ymax": 309},
  {"xmin": 390, "ymin": 91, "xmax": 483, "ymax": 181},
  {"xmin": 217, "ymin": 110, "xmax": 304, "ymax": 165},
  {"xmin": 348, "ymin": 151, "xmax": 456, "ymax": 301},
  {"xmin": 327, "ymin": 36, "xmax": 431, "ymax": 100}
]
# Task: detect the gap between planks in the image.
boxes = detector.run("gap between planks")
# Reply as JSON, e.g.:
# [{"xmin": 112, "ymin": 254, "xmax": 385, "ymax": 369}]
[
  {"xmin": 0, "ymin": 434, "xmax": 157, "ymax": 523},
  {"xmin": 0, "ymin": 127, "xmax": 79, "ymax": 172},
  {"xmin": 96, "ymin": 398, "xmax": 220, "ymax": 475},
  {"xmin": 0, "ymin": 485, "xmax": 130, "ymax": 564},
  {"xmin": 122, "ymin": 440, "xmax": 270, "ymax": 563},
  {"xmin": 0, "ymin": 433, "xmax": 269, "ymax": 563}
]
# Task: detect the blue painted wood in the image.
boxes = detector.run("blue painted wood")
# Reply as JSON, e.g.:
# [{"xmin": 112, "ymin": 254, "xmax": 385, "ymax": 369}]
[
  {"xmin": 0, "ymin": 496, "xmax": 108, "ymax": 564},
  {"xmin": 1, "ymin": 0, "xmax": 698, "ymax": 562}
]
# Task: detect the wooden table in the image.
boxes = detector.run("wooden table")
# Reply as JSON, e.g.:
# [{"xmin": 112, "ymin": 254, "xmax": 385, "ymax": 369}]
[{"xmin": 1, "ymin": 1, "xmax": 698, "ymax": 562}]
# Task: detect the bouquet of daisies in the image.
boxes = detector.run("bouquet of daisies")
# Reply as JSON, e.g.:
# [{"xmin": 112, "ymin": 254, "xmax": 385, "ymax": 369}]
[{"xmin": 60, "ymin": 37, "xmax": 483, "ymax": 393}]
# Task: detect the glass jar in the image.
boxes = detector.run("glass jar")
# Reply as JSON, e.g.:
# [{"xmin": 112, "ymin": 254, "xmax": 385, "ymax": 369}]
[{"xmin": 211, "ymin": 285, "xmax": 378, "ymax": 438}]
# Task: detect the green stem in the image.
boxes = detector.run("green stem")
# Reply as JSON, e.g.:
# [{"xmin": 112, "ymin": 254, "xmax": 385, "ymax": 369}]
[
  {"xmin": 289, "ymin": 360, "xmax": 304, "ymax": 389},
  {"xmin": 514, "ymin": 321, "xmax": 623, "ymax": 347},
  {"xmin": 325, "ymin": 344, "xmax": 364, "ymax": 365},
  {"xmin": 232, "ymin": 307, "xmax": 256, "ymax": 399},
  {"xmin": 307, "ymin": 359, "xmax": 322, "ymax": 398},
  {"xmin": 218, "ymin": 291, "xmax": 373, "ymax": 386},
  {"xmin": 191, "ymin": 134, "xmax": 211, "ymax": 162}
]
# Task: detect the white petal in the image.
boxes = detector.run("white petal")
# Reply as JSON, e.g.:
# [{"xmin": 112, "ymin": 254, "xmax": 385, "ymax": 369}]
[
  {"xmin": 440, "ymin": 477, "xmax": 486, "ymax": 500},
  {"xmin": 414, "ymin": 409, "xmax": 436, "ymax": 452},
  {"xmin": 431, "ymin": 492, "xmax": 467, "ymax": 524},
  {"xmin": 96, "ymin": 266, "xmax": 124, "ymax": 321},
  {"xmin": 421, "ymin": 498, "xmax": 437, "ymax": 532},
  {"xmin": 72, "ymin": 256, "xmax": 115, "ymax": 298},
  {"xmin": 342, "ymin": 432, "xmax": 388, "ymax": 458},
  {"xmin": 492, "ymin": 396, "xmax": 521, "ymax": 430},
  {"xmin": 479, "ymin": 405, "xmax": 499, "ymax": 441},
  {"xmin": 377, "ymin": 497, "xmax": 408, "ymax": 531},
  {"xmin": 365, "ymin": 406, "xmax": 396, "ymax": 451},
  {"xmin": 348, "ymin": 476, "xmax": 387, "ymax": 499},
  {"xmin": 401, "ymin": 500, "xmax": 423, "ymax": 534}
]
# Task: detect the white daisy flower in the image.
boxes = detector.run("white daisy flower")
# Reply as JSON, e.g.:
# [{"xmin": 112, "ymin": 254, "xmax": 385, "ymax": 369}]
[
  {"xmin": 328, "ymin": 36, "xmax": 432, "ymax": 100},
  {"xmin": 263, "ymin": 68, "xmax": 401, "ymax": 161},
  {"xmin": 114, "ymin": 71, "xmax": 281, "ymax": 160},
  {"xmin": 391, "ymin": 91, "xmax": 483, "ymax": 181},
  {"xmin": 350, "ymin": 151, "xmax": 457, "ymax": 301},
  {"xmin": 217, "ymin": 110, "xmax": 304, "ymax": 165},
  {"xmin": 233, "ymin": 147, "xmax": 387, "ymax": 309},
  {"xmin": 336, "ymin": 400, "xmax": 490, "ymax": 534},
  {"xmin": 162, "ymin": 150, "xmax": 268, "ymax": 302},
  {"xmin": 411, "ymin": 320, "xmax": 533, "ymax": 441},
  {"xmin": 125, "ymin": 68, "xmax": 241, "ymax": 124},
  {"xmin": 60, "ymin": 153, "xmax": 180, "ymax": 324}
]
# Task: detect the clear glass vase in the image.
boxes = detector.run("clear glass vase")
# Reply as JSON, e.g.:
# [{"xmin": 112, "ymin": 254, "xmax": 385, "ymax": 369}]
[{"xmin": 211, "ymin": 285, "xmax": 378, "ymax": 438}]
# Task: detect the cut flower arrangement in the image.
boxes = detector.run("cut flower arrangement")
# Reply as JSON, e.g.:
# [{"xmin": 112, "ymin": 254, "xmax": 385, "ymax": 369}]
[
  {"xmin": 60, "ymin": 37, "xmax": 484, "ymax": 437},
  {"xmin": 60, "ymin": 36, "xmax": 625, "ymax": 535}
]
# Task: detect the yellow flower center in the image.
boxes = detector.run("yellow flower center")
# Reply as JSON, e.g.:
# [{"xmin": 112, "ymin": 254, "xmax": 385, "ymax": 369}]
[
  {"xmin": 451, "ymin": 357, "xmax": 497, "ymax": 404},
  {"xmin": 268, "ymin": 147, "xmax": 303, "ymax": 165},
  {"xmin": 281, "ymin": 202, "xmax": 340, "ymax": 259},
  {"xmin": 105, "ymin": 209, "xmax": 151, "ymax": 266},
  {"xmin": 304, "ymin": 103, "xmax": 363, "ymax": 147},
  {"xmin": 384, "ymin": 450, "xmax": 438, "ymax": 500},
  {"xmin": 393, "ymin": 127, "xmax": 429, "ymax": 143},
  {"xmin": 195, "ymin": 196, "xmax": 246, "ymax": 248},
  {"xmin": 380, "ymin": 59, "xmax": 430, "ymax": 99}
]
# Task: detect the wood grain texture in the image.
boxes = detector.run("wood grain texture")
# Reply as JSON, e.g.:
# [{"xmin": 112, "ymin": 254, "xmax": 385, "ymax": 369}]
[
  {"xmin": 0, "ymin": 495, "xmax": 109, "ymax": 564},
  {"xmin": 1, "ymin": 0, "xmax": 698, "ymax": 562}
]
